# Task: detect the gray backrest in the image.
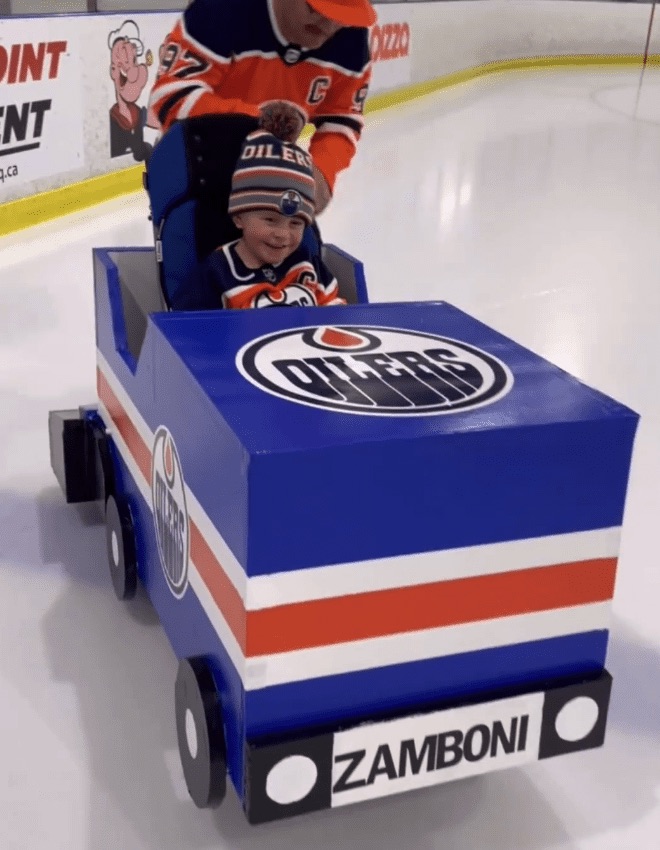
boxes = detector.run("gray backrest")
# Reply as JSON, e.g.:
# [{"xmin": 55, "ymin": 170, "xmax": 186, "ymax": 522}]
[
  {"xmin": 109, "ymin": 249, "xmax": 167, "ymax": 362},
  {"xmin": 322, "ymin": 244, "xmax": 360, "ymax": 305}
]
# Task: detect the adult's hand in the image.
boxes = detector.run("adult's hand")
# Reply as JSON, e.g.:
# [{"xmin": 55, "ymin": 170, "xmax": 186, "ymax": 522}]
[{"xmin": 313, "ymin": 164, "xmax": 332, "ymax": 215}]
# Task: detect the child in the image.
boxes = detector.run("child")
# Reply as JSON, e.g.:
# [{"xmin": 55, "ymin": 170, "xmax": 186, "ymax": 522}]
[{"xmin": 170, "ymin": 128, "xmax": 345, "ymax": 311}]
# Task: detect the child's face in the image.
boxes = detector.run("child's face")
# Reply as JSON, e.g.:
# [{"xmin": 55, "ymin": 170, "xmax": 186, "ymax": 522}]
[{"xmin": 233, "ymin": 209, "xmax": 306, "ymax": 267}]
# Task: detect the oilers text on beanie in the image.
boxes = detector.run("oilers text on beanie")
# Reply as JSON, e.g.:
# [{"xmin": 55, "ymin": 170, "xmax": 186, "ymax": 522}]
[{"xmin": 228, "ymin": 130, "xmax": 316, "ymax": 226}]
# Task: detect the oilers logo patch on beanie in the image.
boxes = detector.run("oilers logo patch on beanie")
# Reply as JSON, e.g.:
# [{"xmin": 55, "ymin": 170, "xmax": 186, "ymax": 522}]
[
  {"xmin": 280, "ymin": 190, "xmax": 304, "ymax": 216},
  {"xmin": 228, "ymin": 130, "xmax": 316, "ymax": 226}
]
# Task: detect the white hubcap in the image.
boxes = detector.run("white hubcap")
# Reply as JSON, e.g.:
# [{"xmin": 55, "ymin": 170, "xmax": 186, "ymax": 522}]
[
  {"xmin": 111, "ymin": 529, "xmax": 120, "ymax": 566},
  {"xmin": 555, "ymin": 696, "xmax": 600, "ymax": 742},
  {"xmin": 185, "ymin": 708, "xmax": 198, "ymax": 759},
  {"xmin": 266, "ymin": 755, "xmax": 318, "ymax": 805}
]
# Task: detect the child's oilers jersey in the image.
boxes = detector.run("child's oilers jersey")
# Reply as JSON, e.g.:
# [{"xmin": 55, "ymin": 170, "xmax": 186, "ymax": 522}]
[{"xmin": 173, "ymin": 241, "xmax": 345, "ymax": 311}]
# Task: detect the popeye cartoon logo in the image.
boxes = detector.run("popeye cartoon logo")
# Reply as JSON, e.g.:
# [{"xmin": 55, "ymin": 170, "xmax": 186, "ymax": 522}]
[{"xmin": 108, "ymin": 20, "xmax": 154, "ymax": 161}]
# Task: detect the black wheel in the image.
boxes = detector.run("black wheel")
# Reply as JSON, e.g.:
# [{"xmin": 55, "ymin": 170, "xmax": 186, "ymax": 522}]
[
  {"xmin": 175, "ymin": 657, "xmax": 227, "ymax": 809},
  {"xmin": 93, "ymin": 426, "xmax": 116, "ymax": 504},
  {"xmin": 105, "ymin": 494, "xmax": 137, "ymax": 600}
]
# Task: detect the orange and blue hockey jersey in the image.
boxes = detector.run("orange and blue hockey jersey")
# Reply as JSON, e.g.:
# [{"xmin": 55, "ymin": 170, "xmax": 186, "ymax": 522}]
[
  {"xmin": 171, "ymin": 240, "xmax": 345, "ymax": 310},
  {"xmin": 149, "ymin": 0, "xmax": 372, "ymax": 192}
]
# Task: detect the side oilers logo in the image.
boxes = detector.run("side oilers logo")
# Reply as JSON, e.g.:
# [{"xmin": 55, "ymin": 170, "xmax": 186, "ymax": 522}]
[
  {"xmin": 236, "ymin": 326, "xmax": 513, "ymax": 416},
  {"xmin": 151, "ymin": 427, "xmax": 189, "ymax": 597}
]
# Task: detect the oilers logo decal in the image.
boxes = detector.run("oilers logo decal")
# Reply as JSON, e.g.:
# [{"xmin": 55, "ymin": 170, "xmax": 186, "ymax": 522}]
[
  {"xmin": 236, "ymin": 326, "xmax": 514, "ymax": 416},
  {"xmin": 280, "ymin": 190, "xmax": 302, "ymax": 217},
  {"xmin": 151, "ymin": 426, "xmax": 189, "ymax": 597}
]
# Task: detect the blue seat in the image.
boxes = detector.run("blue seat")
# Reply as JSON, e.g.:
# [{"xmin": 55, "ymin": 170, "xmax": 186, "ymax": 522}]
[{"xmin": 145, "ymin": 114, "xmax": 259, "ymax": 308}]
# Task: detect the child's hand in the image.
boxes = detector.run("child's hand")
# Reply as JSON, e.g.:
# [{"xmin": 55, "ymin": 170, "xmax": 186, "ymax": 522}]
[{"xmin": 259, "ymin": 101, "xmax": 306, "ymax": 143}]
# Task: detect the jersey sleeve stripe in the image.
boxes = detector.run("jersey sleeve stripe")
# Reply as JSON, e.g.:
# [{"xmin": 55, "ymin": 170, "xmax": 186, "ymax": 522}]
[
  {"xmin": 312, "ymin": 122, "xmax": 360, "ymax": 146},
  {"xmin": 311, "ymin": 114, "xmax": 364, "ymax": 134},
  {"xmin": 156, "ymin": 84, "xmax": 204, "ymax": 126},
  {"xmin": 178, "ymin": 85, "xmax": 211, "ymax": 119},
  {"xmin": 150, "ymin": 78, "xmax": 208, "ymax": 103}
]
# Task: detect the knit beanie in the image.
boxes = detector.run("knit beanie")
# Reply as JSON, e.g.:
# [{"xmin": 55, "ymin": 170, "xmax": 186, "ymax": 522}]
[{"xmin": 228, "ymin": 130, "xmax": 315, "ymax": 226}]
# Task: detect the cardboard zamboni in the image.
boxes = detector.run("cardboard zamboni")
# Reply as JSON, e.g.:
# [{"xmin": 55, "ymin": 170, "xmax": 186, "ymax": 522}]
[{"xmin": 48, "ymin": 116, "xmax": 639, "ymax": 825}]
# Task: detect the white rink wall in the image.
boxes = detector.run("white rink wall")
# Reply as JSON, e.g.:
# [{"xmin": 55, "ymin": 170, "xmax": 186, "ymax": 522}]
[
  {"xmin": 1, "ymin": 1, "xmax": 659, "ymax": 204},
  {"xmin": 407, "ymin": 1, "xmax": 660, "ymax": 81}
]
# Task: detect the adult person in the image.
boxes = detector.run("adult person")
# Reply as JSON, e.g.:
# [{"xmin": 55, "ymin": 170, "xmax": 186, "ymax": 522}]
[{"xmin": 148, "ymin": 0, "xmax": 375, "ymax": 216}]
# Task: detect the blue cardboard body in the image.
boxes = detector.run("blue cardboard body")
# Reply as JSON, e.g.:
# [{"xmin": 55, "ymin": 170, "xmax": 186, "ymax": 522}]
[{"xmin": 92, "ymin": 247, "xmax": 638, "ymax": 799}]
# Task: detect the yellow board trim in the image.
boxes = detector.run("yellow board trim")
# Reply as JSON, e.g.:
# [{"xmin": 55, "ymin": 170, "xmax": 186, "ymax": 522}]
[
  {"xmin": 0, "ymin": 164, "xmax": 145, "ymax": 237},
  {"xmin": 2, "ymin": 52, "xmax": 658, "ymax": 238}
]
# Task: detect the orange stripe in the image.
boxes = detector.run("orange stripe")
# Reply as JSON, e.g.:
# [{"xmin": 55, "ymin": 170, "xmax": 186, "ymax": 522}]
[
  {"xmin": 245, "ymin": 558, "xmax": 617, "ymax": 656},
  {"xmin": 233, "ymin": 167, "xmax": 315, "ymax": 185},
  {"xmin": 97, "ymin": 368, "xmax": 152, "ymax": 483},
  {"xmin": 97, "ymin": 366, "xmax": 248, "ymax": 651},
  {"xmin": 189, "ymin": 521, "xmax": 247, "ymax": 653}
]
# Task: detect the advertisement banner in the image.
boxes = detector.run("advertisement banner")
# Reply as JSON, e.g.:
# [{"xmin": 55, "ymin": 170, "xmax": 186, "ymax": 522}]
[
  {"xmin": 101, "ymin": 13, "xmax": 177, "ymax": 164},
  {"xmin": 0, "ymin": 17, "xmax": 84, "ymax": 196},
  {"xmin": 368, "ymin": 5, "xmax": 412, "ymax": 96}
]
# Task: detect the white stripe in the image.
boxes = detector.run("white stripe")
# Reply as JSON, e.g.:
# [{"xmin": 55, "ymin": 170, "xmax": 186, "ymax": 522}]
[
  {"xmin": 223, "ymin": 243, "xmax": 255, "ymax": 282},
  {"xmin": 244, "ymin": 602, "xmax": 612, "ymax": 690},
  {"xmin": 267, "ymin": 0, "xmax": 290, "ymax": 47},
  {"xmin": 245, "ymin": 526, "xmax": 620, "ymax": 609},
  {"xmin": 148, "ymin": 79, "xmax": 205, "ymax": 108},
  {"xmin": 316, "ymin": 112, "xmax": 365, "ymax": 129},
  {"xmin": 177, "ymin": 85, "xmax": 211, "ymax": 119},
  {"xmin": 312, "ymin": 122, "xmax": 359, "ymax": 145},
  {"xmin": 232, "ymin": 49, "xmax": 282, "ymax": 62}
]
